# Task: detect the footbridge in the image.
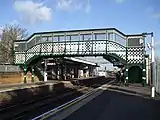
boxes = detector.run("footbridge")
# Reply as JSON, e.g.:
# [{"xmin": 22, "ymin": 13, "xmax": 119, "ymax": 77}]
[{"xmin": 13, "ymin": 28, "xmax": 146, "ymax": 84}]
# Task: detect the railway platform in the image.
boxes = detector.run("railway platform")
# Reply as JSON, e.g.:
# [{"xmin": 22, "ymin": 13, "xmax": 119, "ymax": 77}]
[{"xmin": 33, "ymin": 83, "xmax": 159, "ymax": 120}]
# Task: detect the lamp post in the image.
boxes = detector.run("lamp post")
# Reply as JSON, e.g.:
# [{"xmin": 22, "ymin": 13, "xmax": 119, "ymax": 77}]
[{"xmin": 142, "ymin": 32, "xmax": 155, "ymax": 97}]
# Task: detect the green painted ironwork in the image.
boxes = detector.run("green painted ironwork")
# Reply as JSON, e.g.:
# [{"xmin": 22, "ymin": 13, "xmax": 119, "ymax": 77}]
[
  {"xmin": 23, "ymin": 64, "xmax": 27, "ymax": 83},
  {"xmin": 13, "ymin": 28, "xmax": 146, "ymax": 84},
  {"xmin": 31, "ymin": 66, "xmax": 34, "ymax": 83},
  {"xmin": 14, "ymin": 40, "xmax": 127, "ymax": 65}
]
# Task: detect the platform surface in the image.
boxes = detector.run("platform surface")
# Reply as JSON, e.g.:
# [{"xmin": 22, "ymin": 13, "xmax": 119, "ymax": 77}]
[{"xmin": 64, "ymin": 85, "xmax": 160, "ymax": 120}]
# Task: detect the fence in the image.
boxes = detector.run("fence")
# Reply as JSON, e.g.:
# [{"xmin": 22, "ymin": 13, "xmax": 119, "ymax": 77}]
[
  {"xmin": 155, "ymin": 62, "xmax": 160, "ymax": 94},
  {"xmin": 0, "ymin": 65, "xmax": 21, "ymax": 73}
]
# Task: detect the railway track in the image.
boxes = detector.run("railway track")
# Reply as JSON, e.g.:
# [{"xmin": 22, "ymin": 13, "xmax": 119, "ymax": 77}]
[
  {"xmin": 0, "ymin": 85, "xmax": 91, "ymax": 120},
  {"xmin": 32, "ymin": 79, "xmax": 115, "ymax": 120},
  {"xmin": 0, "ymin": 78, "xmax": 115, "ymax": 120}
]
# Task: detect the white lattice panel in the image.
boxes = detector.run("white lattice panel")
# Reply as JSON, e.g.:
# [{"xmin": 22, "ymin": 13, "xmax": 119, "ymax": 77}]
[
  {"xmin": 27, "ymin": 44, "xmax": 40, "ymax": 53},
  {"xmin": 26, "ymin": 53, "xmax": 34, "ymax": 61},
  {"xmin": 107, "ymin": 41, "xmax": 125, "ymax": 52},
  {"xmin": 70, "ymin": 42, "xmax": 78, "ymax": 55},
  {"xmin": 127, "ymin": 47, "xmax": 143, "ymax": 64},
  {"xmin": 51, "ymin": 43, "xmax": 65, "ymax": 55},
  {"xmin": 65, "ymin": 43, "xmax": 71, "ymax": 54},
  {"xmin": 78, "ymin": 42, "xmax": 85, "ymax": 54},
  {"xmin": 15, "ymin": 52, "xmax": 25, "ymax": 64},
  {"xmin": 92, "ymin": 41, "xmax": 106, "ymax": 54},
  {"xmin": 107, "ymin": 41, "xmax": 126, "ymax": 60},
  {"xmin": 41, "ymin": 43, "xmax": 52, "ymax": 54}
]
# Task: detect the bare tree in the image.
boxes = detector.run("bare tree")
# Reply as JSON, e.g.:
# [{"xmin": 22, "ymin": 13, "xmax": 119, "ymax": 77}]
[{"xmin": 0, "ymin": 24, "xmax": 28, "ymax": 64}]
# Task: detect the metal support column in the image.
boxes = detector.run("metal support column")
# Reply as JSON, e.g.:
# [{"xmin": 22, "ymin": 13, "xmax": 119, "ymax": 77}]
[
  {"xmin": 125, "ymin": 36, "xmax": 128, "ymax": 86},
  {"xmin": 64, "ymin": 64, "xmax": 67, "ymax": 80},
  {"xmin": 142, "ymin": 32, "xmax": 155, "ymax": 97},
  {"xmin": 125, "ymin": 47, "xmax": 129, "ymax": 86},
  {"xmin": 151, "ymin": 33, "xmax": 155, "ymax": 85},
  {"xmin": 57, "ymin": 60, "xmax": 60, "ymax": 80},
  {"xmin": 142, "ymin": 35, "xmax": 146, "ymax": 87},
  {"xmin": 60, "ymin": 58, "xmax": 64, "ymax": 80},
  {"xmin": 125, "ymin": 66, "xmax": 128, "ymax": 85},
  {"xmin": 44, "ymin": 59, "xmax": 48, "ymax": 82},
  {"xmin": 23, "ymin": 64, "xmax": 27, "ymax": 83},
  {"xmin": 142, "ymin": 57, "xmax": 147, "ymax": 87},
  {"xmin": 142, "ymin": 32, "xmax": 155, "ymax": 86},
  {"xmin": 31, "ymin": 66, "xmax": 34, "ymax": 83}
]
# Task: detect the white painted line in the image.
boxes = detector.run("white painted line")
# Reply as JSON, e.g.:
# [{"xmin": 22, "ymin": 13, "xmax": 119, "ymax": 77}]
[
  {"xmin": 32, "ymin": 80, "xmax": 114, "ymax": 120},
  {"xmin": 32, "ymin": 89, "xmax": 98, "ymax": 120}
]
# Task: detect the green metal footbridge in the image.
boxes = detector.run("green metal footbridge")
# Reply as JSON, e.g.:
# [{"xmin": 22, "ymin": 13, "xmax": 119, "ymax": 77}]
[{"xmin": 13, "ymin": 28, "xmax": 146, "ymax": 84}]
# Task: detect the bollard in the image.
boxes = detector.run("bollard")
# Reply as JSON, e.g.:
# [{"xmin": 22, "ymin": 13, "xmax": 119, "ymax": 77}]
[
  {"xmin": 44, "ymin": 72, "xmax": 47, "ymax": 82},
  {"xmin": 151, "ymin": 86, "xmax": 155, "ymax": 98},
  {"xmin": 31, "ymin": 67, "xmax": 34, "ymax": 83}
]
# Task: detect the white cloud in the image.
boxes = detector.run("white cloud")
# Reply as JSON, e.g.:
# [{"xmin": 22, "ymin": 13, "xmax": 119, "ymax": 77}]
[
  {"xmin": 115, "ymin": 0, "xmax": 125, "ymax": 3},
  {"xmin": 9, "ymin": 20, "xmax": 19, "ymax": 25},
  {"xmin": 56, "ymin": 0, "xmax": 91, "ymax": 13},
  {"xmin": 14, "ymin": 0, "xmax": 52, "ymax": 24},
  {"xmin": 85, "ymin": 4, "xmax": 91, "ymax": 13},
  {"xmin": 145, "ymin": 7, "xmax": 160, "ymax": 20},
  {"xmin": 145, "ymin": 6, "xmax": 154, "ymax": 14},
  {"xmin": 85, "ymin": 0, "xmax": 91, "ymax": 13},
  {"xmin": 152, "ymin": 13, "xmax": 160, "ymax": 19},
  {"xmin": 56, "ymin": 0, "xmax": 74, "ymax": 11}
]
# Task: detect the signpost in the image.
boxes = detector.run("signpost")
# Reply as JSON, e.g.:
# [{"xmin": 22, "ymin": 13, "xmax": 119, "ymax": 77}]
[{"xmin": 143, "ymin": 32, "xmax": 155, "ymax": 97}]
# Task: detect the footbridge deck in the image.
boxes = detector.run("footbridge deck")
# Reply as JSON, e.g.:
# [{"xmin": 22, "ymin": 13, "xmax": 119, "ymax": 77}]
[{"xmin": 13, "ymin": 28, "xmax": 146, "ymax": 84}]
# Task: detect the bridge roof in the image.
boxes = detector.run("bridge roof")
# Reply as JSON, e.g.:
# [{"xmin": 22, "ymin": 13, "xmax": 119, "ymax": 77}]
[
  {"xmin": 15, "ymin": 28, "xmax": 143, "ymax": 42},
  {"xmin": 46, "ymin": 57, "xmax": 98, "ymax": 67},
  {"xmin": 64, "ymin": 57, "xmax": 98, "ymax": 66}
]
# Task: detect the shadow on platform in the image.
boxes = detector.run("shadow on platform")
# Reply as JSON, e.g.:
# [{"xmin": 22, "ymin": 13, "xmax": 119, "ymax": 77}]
[{"xmin": 65, "ymin": 89, "xmax": 160, "ymax": 120}]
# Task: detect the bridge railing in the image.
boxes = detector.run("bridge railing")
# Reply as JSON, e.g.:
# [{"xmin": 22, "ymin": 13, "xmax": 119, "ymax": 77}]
[
  {"xmin": 14, "ymin": 40, "xmax": 127, "ymax": 64},
  {"xmin": 14, "ymin": 28, "xmax": 127, "ymax": 52},
  {"xmin": 13, "ymin": 28, "xmax": 145, "ymax": 65}
]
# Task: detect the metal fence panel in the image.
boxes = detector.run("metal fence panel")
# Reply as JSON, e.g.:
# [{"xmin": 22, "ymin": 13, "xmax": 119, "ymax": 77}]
[
  {"xmin": 0, "ymin": 65, "xmax": 21, "ymax": 72},
  {"xmin": 153, "ymin": 61, "xmax": 160, "ymax": 94}
]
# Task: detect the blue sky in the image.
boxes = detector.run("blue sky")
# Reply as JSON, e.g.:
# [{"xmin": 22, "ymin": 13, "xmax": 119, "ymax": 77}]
[
  {"xmin": 0, "ymin": 0, "xmax": 160, "ymax": 53},
  {"xmin": 0, "ymin": 0, "xmax": 159, "ymax": 69},
  {"xmin": 0, "ymin": 0, "xmax": 160, "ymax": 37}
]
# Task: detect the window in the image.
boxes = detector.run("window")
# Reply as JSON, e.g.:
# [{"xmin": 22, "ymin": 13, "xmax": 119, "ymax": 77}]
[
  {"xmin": 28, "ymin": 38, "xmax": 35, "ymax": 48},
  {"xmin": 94, "ymin": 33, "xmax": 106, "ymax": 40},
  {"xmin": 71, "ymin": 35, "xmax": 79, "ymax": 41},
  {"xmin": 115, "ymin": 34, "xmax": 125, "ymax": 45},
  {"xmin": 35, "ymin": 36, "xmax": 41, "ymax": 43},
  {"xmin": 128, "ymin": 38, "xmax": 141, "ymax": 46},
  {"xmin": 48, "ymin": 36, "xmax": 53, "ymax": 42},
  {"xmin": 41, "ymin": 36, "xmax": 48, "ymax": 42},
  {"xmin": 53, "ymin": 36, "xmax": 59, "ymax": 42},
  {"xmin": 108, "ymin": 33, "xmax": 115, "ymax": 41},
  {"xmin": 80, "ymin": 34, "xmax": 91, "ymax": 41},
  {"xmin": 66, "ymin": 35, "xmax": 71, "ymax": 41},
  {"xmin": 59, "ymin": 36, "xmax": 65, "ymax": 41},
  {"xmin": 15, "ymin": 43, "xmax": 26, "ymax": 51},
  {"xmin": 20, "ymin": 43, "xmax": 26, "ymax": 51}
]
